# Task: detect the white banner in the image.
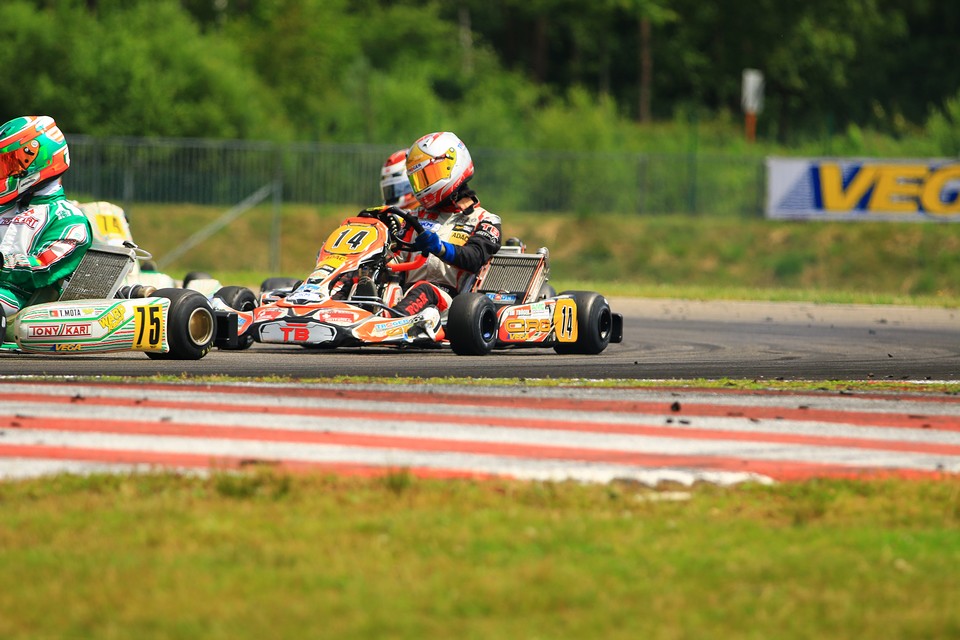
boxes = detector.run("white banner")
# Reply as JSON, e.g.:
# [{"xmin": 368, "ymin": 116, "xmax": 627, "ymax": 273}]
[{"xmin": 766, "ymin": 157, "xmax": 960, "ymax": 221}]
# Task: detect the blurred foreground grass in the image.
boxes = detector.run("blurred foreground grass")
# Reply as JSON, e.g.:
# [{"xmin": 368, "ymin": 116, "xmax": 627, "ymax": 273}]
[{"xmin": 1, "ymin": 472, "xmax": 958, "ymax": 639}]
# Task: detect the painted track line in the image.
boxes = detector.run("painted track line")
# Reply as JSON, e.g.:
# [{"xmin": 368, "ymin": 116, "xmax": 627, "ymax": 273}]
[{"xmin": 0, "ymin": 381, "xmax": 958, "ymax": 485}]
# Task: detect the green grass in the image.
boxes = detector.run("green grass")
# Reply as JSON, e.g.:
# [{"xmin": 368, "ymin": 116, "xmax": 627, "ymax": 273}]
[
  {"xmin": 127, "ymin": 203, "xmax": 960, "ymax": 306},
  {"xmin": 0, "ymin": 473, "xmax": 957, "ymax": 639}
]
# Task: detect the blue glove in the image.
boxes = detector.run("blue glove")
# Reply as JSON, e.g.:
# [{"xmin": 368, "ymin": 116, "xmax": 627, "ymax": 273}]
[{"xmin": 413, "ymin": 230, "xmax": 457, "ymax": 261}]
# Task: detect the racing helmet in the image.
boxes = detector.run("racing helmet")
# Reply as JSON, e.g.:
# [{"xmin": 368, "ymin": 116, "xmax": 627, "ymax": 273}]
[
  {"xmin": 380, "ymin": 149, "xmax": 418, "ymax": 209},
  {"xmin": 405, "ymin": 132, "xmax": 474, "ymax": 210},
  {"xmin": 0, "ymin": 116, "xmax": 70, "ymax": 206}
]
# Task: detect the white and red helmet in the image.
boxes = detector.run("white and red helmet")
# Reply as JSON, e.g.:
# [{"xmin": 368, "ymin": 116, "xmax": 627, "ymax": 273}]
[
  {"xmin": 405, "ymin": 132, "xmax": 474, "ymax": 209},
  {"xmin": 380, "ymin": 149, "xmax": 418, "ymax": 209}
]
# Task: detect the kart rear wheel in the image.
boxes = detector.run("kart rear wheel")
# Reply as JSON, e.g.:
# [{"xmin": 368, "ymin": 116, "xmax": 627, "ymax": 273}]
[
  {"xmin": 146, "ymin": 288, "xmax": 216, "ymax": 360},
  {"xmin": 447, "ymin": 292, "xmax": 498, "ymax": 356},
  {"xmin": 212, "ymin": 285, "xmax": 257, "ymax": 350},
  {"xmin": 553, "ymin": 291, "xmax": 613, "ymax": 355}
]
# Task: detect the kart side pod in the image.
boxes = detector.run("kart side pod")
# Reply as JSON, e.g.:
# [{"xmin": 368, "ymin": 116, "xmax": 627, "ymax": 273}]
[
  {"xmin": 14, "ymin": 288, "xmax": 228, "ymax": 359},
  {"xmin": 446, "ymin": 291, "xmax": 623, "ymax": 356}
]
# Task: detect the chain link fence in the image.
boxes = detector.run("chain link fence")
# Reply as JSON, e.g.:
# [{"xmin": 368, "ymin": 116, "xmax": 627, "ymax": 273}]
[{"xmin": 64, "ymin": 135, "xmax": 765, "ymax": 216}]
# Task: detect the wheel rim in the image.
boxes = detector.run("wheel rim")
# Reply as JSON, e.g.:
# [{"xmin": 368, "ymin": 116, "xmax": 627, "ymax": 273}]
[
  {"xmin": 187, "ymin": 307, "xmax": 215, "ymax": 346},
  {"xmin": 479, "ymin": 307, "xmax": 497, "ymax": 342},
  {"xmin": 597, "ymin": 307, "xmax": 612, "ymax": 339}
]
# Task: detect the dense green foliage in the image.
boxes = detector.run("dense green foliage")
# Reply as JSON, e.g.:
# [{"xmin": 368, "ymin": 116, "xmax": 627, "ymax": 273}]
[{"xmin": 2, "ymin": 0, "xmax": 959, "ymax": 152}]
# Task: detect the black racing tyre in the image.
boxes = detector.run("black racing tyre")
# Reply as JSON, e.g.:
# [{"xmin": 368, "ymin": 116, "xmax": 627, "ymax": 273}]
[
  {"xmin": 212, "ymin": 285, "xmax": 258, "ymax": 350},
  {"xmin": 146, "ymin": 288, "xmax": 216, "ymax": 360},
  {"xmin": 446, "ymin": 292, "xmax": 498, "ymax": 356},
  {"xmin": 537, "ymin": 282, "xmax": 557, "ymax": 300},
  {"xmin": 260, "ymin": 276, "xmax": 301, "ymax": 295},
  {"xmin": 553, "ymin": 291, "xmax": 614, "ymax": 355},
  {"xmin": 182, "ymin": 271, "xmax": 213, "ymax": 288}
]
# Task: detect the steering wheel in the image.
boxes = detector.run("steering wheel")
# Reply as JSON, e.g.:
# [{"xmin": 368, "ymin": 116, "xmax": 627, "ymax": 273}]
[{"xmin": 357, "ymin": 206, "xmax": 428, "ymax": 272}]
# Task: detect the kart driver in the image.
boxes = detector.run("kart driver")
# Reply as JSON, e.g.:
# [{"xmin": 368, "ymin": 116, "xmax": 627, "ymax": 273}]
[
  {"xmin": 0, "ymin": 116, "xmax": 91, "ymax": 337},
  {"xmin": 379, "ymin": 148, "xmax": 419, "ymax": 210},
  {"xmin": 391, "ymin": 132, "xmax": 502, "ymax": 330},
  {"xmin": 333, "ymin": 148, "xmax": 423, "ymax": 301}
]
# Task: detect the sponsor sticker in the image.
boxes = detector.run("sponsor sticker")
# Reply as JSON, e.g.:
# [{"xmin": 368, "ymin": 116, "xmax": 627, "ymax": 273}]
[
  {"xmin": 28, "ymin": 324, "xmax": 92, "ymax": 338},
  {"xmin": 501, "ymin": 317, "xmax": 553, "ymax": 342},
  {"xmin": 259, "ymin": 321, "xmax": 336, "ymax": 344},
  {"xmin": 98, "ymin": 306, "xmax": 125, "ymax": 331},
  {"xmin": 476, "ymin": 221, "xmax": 501, "ymax": 241},
  {"xmin": 766, "ymin": 157, "xmax": 960, "ymax": 220},
  {"xmin": 255, "ymin": 307, "xmax": 287, "ymax": 322},
  {"xmin": 51, "ymin": 308, "xmax": 83, "ymax": 318},
  {"xmin": 373, "ymin": 316, "xmax": 414, "ymax": 333},
  {"xmin": 315, "ymin": 310, "xmax": 361, "ymax": 324}
]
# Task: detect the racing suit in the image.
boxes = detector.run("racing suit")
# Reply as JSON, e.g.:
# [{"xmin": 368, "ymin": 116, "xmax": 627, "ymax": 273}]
[
  {"xmin": 0, "ymin": 183, "xmax": 92, "ymax": 323},
  {"xmin": 394, "ymin": 193, "xmax": 502, "ymax": 315}
]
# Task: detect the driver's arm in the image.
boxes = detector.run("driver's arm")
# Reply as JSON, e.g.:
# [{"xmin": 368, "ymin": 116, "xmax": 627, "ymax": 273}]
[{"xmin": 444, "ymin": 219, "xmax": 502, "ymax": 273}]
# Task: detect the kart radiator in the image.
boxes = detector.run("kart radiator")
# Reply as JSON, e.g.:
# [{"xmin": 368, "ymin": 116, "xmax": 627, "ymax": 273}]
[
  {"xmin": 59, "ymin": 243, "xmax": 136, "ymax": 301},
  {"xmin": 474, "ymin": 253, "xmax": 547, "ymax": 301}
]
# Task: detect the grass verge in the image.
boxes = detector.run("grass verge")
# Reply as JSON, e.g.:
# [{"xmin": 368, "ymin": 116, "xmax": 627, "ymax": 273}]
[{"xmin": 0, "ymin": 472, "xmax": 957, "ymax": 639}]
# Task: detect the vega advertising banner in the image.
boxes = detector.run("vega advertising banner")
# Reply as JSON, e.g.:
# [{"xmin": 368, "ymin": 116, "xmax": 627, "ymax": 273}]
[{"xmin": 766, "ymin": 157, "xmax": 960, "ymax": 222}]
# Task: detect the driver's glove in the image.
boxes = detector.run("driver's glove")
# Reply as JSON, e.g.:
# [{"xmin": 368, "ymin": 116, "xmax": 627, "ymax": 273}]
[{"xmin": 413, "ymin": 229, "xmax": 457, "ymax": 261}]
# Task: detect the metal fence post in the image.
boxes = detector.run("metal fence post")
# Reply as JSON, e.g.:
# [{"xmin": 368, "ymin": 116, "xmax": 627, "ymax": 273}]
[
  {"xmin": 687, "ymin": 113, "xmax": 699, "ymax": 215},
  {"xmin": 270, "ymin": 174, "xmax": 282, "ymax": 273}
]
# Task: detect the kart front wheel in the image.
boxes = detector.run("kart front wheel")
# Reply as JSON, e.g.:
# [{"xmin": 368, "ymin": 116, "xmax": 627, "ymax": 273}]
[
  {"xmin": 182, "ymin": 271, "xmax": 213, "ymax": 289},
  {"xmin": 212, "ymin": 285, "xmax": 258, "ymax": 350},
  {"xmin": 146, "ymin": 288, "xmax": 216, "ymax": 360},
  {"xmin": 260, "ymin": 276, "xmax": 301, "ymax": 295},
  {"xmin": 553, "ymin": 291, "xmax": 613, "ymax": 355},
  {"xmin": 538, "ymin": 283, "xmax": 557, "ymax": 300},
  {"xmin": 447, "ymin": 293, "xmax": 498, "ymax": 356}
]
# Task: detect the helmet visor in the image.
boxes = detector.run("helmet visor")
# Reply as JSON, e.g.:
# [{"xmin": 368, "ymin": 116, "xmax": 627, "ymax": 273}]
[
  {"xmin": 0, "ymin": 145, "xmax": 36, "ymax": 179},
  {"xmin": 381, "ymin": 176, "xmax": 413, "ymax": 205},
  {"xmin": 408, "ymin": 149, "xmax": 456, "ymax": 194},
  {"xmin": 0, "ymin": 148, "xmax": 24, "ymax": 179}
]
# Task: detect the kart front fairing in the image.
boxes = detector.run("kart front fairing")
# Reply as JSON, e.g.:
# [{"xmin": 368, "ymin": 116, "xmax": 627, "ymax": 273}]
[
  {"xmin": 232, "ymin": 214, "xmax": 437, "ymax": 348},
  {"xmin": 244, "ymin": 298, "xmax": 440, "ymax": 348}
]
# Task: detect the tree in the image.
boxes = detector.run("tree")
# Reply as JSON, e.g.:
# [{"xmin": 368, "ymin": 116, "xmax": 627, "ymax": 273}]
[{"xmin": 0, "ymin": 1, "xmax": 284, "ymax": 139}]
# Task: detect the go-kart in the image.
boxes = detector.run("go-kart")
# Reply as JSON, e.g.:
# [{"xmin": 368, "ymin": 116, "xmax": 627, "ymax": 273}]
[
  {"xmin": 2, "ymin": 241, "xmax": 240, "ymax": 359},
  {"xmin": 226, "ymin": 206, "xmax": 622, "ymax": 355}
]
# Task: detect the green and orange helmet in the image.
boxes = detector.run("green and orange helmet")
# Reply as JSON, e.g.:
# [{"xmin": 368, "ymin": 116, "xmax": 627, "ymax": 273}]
[{"xmin": 0, "ymin": 115, "xmax": 70, "ymax": 206}]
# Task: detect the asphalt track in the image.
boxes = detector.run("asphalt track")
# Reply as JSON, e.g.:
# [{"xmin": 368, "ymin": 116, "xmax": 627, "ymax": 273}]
[{"xmin": 2, "ymin": 298, "xmax": 958, "ymax": 380}]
